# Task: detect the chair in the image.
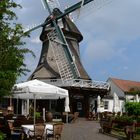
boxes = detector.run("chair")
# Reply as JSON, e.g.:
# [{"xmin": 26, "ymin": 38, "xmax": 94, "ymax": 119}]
[
  {"xmin": 29, "ymin": 123, "xmax": 45, "ymax": 140},
  {"xmin": 36, "ymin": 117, "xmax": 44, "ymax": 123},
  {"xmin": 124, "ymin": 120, "xmax": 137, "ymax": 140},
  {"xmin": 46, "ymin": 123, "xmax": 63, "ymax": 140},
  {"xmin": 71, "ymin": 112, "xmax": 79, "ymax": 123},
  {"xmin": 5, "ymin": 114, "xmax": 14, "ymax": 120},
  {"xmin": 0, "ymin": 117, "xmax": 11, "ymax": 139}
]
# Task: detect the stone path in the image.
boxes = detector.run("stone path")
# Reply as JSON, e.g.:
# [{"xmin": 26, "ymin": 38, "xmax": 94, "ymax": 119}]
[{"xmin": 61, "ymin": 118, "xmax": 119, "ymax": 140}]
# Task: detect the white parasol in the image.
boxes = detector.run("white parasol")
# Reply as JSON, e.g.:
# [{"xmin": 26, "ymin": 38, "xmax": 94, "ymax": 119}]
[{"xmin": 113, "ymin": 92, "xmax": 120, "ymax": 113}]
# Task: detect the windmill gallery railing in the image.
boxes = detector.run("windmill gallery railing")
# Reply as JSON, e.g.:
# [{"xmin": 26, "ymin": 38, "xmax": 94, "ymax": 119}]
[{"xmin": 42, "ymin": 79, "xmax": 110, "ymax": 90}]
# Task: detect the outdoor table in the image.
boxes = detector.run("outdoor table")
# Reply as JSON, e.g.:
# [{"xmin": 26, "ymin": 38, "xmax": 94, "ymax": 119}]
[
  {"xmin": 21, "ymin": 123, "xmax": 53, "ymax": 138},
  {"xmin": 44, "ymin": 123, "xmax": 53, "ymax": 134},
  {"xmin": 21, "ymin": 124, "xmax": 34, "ymax": 138}
]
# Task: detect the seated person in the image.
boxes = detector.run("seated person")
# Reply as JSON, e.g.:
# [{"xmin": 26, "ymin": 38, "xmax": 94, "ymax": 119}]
[
  {"xmin": 46, "ymin": 112, "xmax": 53, "ymax": 122},
  {"xmin": 0, "ymin": 113, "xmax": 11, "ymax": 140}
]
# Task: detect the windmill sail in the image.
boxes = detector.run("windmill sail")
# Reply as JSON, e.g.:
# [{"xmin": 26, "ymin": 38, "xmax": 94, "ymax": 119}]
[
  {"xmin": 47, "ymin": 28, "xmax": 79, "ymax": 81},
  {"xmin": 47, "ymin": 0, "xmax": 60, "ymax": 10},
  {"xmin": 25, "ymin": 0, "xmax": 112, "ymax": 33},
  {"xmin": 66, "ymin": 0, "xmax": 112, "ymax": 21},
  {"xmin": 41, "ymin": 0, "xmax": 60, "ymax": 10}
]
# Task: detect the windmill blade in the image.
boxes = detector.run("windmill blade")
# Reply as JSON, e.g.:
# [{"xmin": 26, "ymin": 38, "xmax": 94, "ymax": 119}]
[
  {"xmin": 23, "ymin": 23, "xmax": 43, "ymax": 34},
  {"xmin": 23, "ymin": 18, "xmax": 52, "ymax": 34},
  {"xmin": 64, "ymin": 0, "xmax": 95, "ymax": 15},
  {"xmin": 24, "ymin": 1, "xmax": 112, "ymax": 35},
  {"xmin": 47, "ymin": 0, "xmax": 60, "ymax": 10},
  {"xmin": 61, "ymin": 0, "xmax": 112, "ymax": 21},
  {"xmin": 55, "ymin": 0, "xmax": 95, "ymax": 20},
  {"xmin": 41, "ymin": 0, "xmax": 48, "ymax": 10},
  {"xmin": 81, "ymin": 0, "xmax": 85, "ymax": 7},
  {"xmin": 74, "ymin": 0, "xmax": 113, "ymax": 20},
  {"xmin": 41, "ymin": 0, "xmax": 60, "ymax": 11}
]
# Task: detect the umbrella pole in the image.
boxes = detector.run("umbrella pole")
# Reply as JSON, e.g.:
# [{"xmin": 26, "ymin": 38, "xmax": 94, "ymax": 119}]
[
  {"xmin": 66, "ymin": 112, "xmax": 68, "ymax": 124},
  {"xmin": 16, "ymin": 97, "xmax": 19, "ymax": 114},
  {"xmin": 43, "ymin": 108, "xmax": 46, "ymax": 122},
  {"xmin": 33, "ymin": 94, "xmax": 36, "ymax": 137},
  {"xmin": 27, "ymin": 99, "xmax": 30, "ymax": 116}
]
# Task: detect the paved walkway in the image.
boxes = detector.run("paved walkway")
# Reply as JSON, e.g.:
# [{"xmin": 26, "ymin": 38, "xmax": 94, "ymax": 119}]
[{"xmin": 61, "ymin": 118, "xmax": 119, "ymax": 140}]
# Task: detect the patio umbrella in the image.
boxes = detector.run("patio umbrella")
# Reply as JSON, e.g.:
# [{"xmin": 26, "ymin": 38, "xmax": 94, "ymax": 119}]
[
  {"xmin": 97, "ymin": 95, "xmax": 101, "ymax": 113},
  {"xmin": 136, "ymin": 94, "xmax": 139, "ymax": 102},
  {"xmin": 12, "ymin": 79, "xmax": 70, "ymax": 132},
  {"xmin": 43, "ymin": 108, "xmax": 46, "ymax": 122},
  {"xmin": 113, "ymin": 92, "xmax": 120, "ymax": 113},
  {"xmin": 65, "ymin": 96, "xmax": 70, "ymax": 123}
]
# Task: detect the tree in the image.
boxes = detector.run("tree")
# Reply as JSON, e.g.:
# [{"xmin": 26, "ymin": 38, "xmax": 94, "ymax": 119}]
[
  {"xmin": 128, "ymin": 86, "xmax": 140, "ymax": 95},
  {"xmin": 125, "ymin": 102, "xmax": 140, "ymax": 116},
  {"xmin": 0, "ymin": 0, "xmax": 34, "ymax": 98}
]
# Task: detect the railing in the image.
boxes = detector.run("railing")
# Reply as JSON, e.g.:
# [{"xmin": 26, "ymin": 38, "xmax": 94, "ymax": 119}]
[{"xmin": 42, "ymin": 79, "xmax": 110, "ymax": 90}]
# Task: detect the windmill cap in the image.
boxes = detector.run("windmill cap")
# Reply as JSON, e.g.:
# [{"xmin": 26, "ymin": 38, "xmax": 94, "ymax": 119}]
[{"xmin": 40, "ymin": 8, "xmax": 83, "ymax": 42}]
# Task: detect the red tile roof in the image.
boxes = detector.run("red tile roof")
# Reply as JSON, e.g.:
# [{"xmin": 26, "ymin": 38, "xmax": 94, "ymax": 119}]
[{"xmin": 110, "ymin": 78, "xmax": 140, "ymax": 92}]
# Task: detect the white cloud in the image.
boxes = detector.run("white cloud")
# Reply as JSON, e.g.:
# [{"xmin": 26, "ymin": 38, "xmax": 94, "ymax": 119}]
[
  {"xmin": 78, "ymin": 0, "xmax": 140, "ymax": 70},
  {"xmin": 77, "ymin": 0, "xmax": 140, "ymax": 42},
  {"xmin": 83, "ymin": 40, "xmax": 114, "ymax": 62}
]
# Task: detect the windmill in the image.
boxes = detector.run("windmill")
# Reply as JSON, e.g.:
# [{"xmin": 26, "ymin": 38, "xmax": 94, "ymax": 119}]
[
  {"xmin": 27, "ymin": 0, "xmax": 110, "ymax": 90},
  {"xmin": 15, "ymin": 0, "xmax": 112, "ymax": 119}
]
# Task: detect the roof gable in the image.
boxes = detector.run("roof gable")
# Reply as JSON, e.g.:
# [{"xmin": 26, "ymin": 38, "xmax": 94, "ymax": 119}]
[{"xmin": 110, "ymin": 78, "xmax": 140, "ymax": 92}]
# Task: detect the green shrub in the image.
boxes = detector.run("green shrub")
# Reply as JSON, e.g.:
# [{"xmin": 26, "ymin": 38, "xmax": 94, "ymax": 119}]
[
  {"xmin": 0, "ymin": 131, "xmax": 6, "ymax": 140},
  {"xmin": 125, "ymin": 102, "xmax": 140, "ymax": 116},
  {"xmin": 115, "ymin": 115, "xmax": 134, "ymax": 123},
  {"xmin": 35, "ymin": 112, "xmax": 41, "ymax": 119},
  {"xmin": 113, "ymin": 115, "xmax": 138, "ymax": 129}
]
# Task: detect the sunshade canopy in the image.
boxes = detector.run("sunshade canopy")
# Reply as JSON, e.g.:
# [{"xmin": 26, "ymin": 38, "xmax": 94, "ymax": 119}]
[
  {"xmin": 12, "ymin": 79, "xmax": 68, "ymax": 100},
  {"xmin": 12, "ymin": 79, "xmax": 70, "ymax": 112}
]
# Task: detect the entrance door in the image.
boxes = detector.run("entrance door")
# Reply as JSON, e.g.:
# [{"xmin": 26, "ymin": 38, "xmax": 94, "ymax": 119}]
[
  {"xmin": 76, "ymin": 101, "xmax": 83, "ymax": 116},
  {"xmin": 71, "ymin": 97, "xmax": 85, "ymax": 117}
]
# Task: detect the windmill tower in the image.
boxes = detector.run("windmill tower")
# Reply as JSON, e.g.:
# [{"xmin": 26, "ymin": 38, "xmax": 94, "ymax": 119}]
[{"xmin": 29, "ymin": 8, "xmax": 91, "ymax": 81}]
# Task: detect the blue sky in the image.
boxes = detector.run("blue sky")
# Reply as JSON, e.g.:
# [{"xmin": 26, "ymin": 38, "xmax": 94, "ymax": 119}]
[{"xmin": 15, "ymin": 0, "xmax": 140, "ymax": 83}]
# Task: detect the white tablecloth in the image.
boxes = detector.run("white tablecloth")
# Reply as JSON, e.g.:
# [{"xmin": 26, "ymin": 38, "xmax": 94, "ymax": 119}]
[
  {"xmin": 21, "ymin": 125, "xmax": 34, "ymax": 137},
  {"xmin": 21, "ymin": 124, "xmax": 53, "ymax": 138}
]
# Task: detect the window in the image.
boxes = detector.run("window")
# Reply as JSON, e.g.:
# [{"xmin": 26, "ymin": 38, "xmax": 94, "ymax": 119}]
[
  {"xmin": 77, "ymin": 102, "xmax": 82, "ymax": 110},
  {"xmin": 104, "ymin": 101, "xmax": 109, "ymax": 109}
]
